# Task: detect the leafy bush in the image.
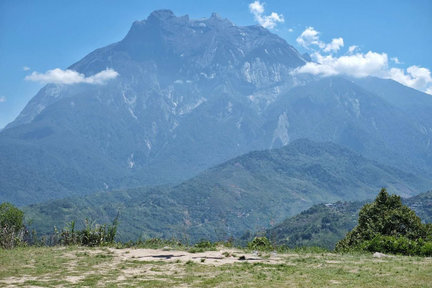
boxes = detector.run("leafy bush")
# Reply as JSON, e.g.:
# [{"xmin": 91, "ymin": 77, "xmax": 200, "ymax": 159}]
[
  {"xmin": 187, "ymin": 239, "xmax": 217, "ymax": 253},
  {"xmin": 58, "ymin": 215, "xmax": 119, "ymax": 247},
  {"xmin": 0, "ymin": 202, "xmax": 25, "ymax": 249},
  {"xmin": 358, "ymin": 235, "xmax": 432, "ymax": 256},
  {"xmin": 248, "ymin": 236, "xmax": 273, "ymax": 251},
  {"xmin": 336, "ymin": 188, "xmax": 432, "ymax": 256},
  {"xmin": 195, "ymin": 239, "xmax": 215, "ymax": 249},
  {"xmin": 419, "ymin": 241, "xmax": 432, "ymax": 256}
]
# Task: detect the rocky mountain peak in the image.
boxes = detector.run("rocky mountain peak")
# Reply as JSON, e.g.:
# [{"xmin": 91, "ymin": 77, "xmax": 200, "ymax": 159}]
[{"xmin": 148, "ymin": 9, "xmax": 176, "ymax": 21}]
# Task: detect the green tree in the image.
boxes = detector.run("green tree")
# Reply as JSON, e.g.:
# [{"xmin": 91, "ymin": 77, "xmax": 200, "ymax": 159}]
[
  {"xmin": 336, "ymin": 188, "xmax": 432, "ymax": 255},
  {"xmin": 0, "ymin": 202, "xmax": 25, "ymax": 249}
]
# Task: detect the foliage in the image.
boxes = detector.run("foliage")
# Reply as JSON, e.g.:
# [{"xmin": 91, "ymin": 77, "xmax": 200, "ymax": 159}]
[
  {"xmin": 0, "ymin": 202, "xmax": 25, "ymax": 249},
  {"xmin": 358, "ymin": 235, "xmax": 432, "ymax": 256},
  {"xmin": 57, "ymin": 215, "xmax": 118, "ymax": 247},
  {"xmin": 247, "ymin": 236, "xmax": 273, "ymax": 251},
  {"xmin": 24, "ymin": 140, "xmax": 430, "ymax": 243},
  {"xmin": 336, "ymin": 188, "xmax": 432, "ymax": 255}
]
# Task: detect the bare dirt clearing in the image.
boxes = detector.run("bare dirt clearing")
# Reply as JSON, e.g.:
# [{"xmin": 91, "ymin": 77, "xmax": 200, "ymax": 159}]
[{"xmin": 110, "ymin": 247, "xmax": 287, "ymax": 266}]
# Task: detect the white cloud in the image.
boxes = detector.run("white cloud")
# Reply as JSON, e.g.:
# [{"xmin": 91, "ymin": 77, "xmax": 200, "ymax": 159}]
[
  {"xmin": 296, "ymin": 27, "xmax": 322, "ymax": 49},
  {"xmin": 323, "ymin": 37, "xmax": 344, "ymax": 53},
  {"xmin": 348, "ymin": 45, "xmax": 359, "ymax": 54},
  {"xmin": 296, "ymin": 51, "xmax": 389, "ymax": 78},
  {"xmin": 389, "ymin": 66, "xmax": 432, "ymax": 93},
  {"xmin": 23, "ymin": 66, "xmax": 30, "ymax": 71},
  {"xmin": 391, "ymin": 57, "xmax": 401, "ymax": 64},
  {"xmin": 293, "ymin": 27, "xmax": 432, "ymax": 95},
  {"xmin": 249, "ymin": 1, "xmax": 264, "ymax": 14},
  {"xmin": 249, "ymin": 1, "xmax": 284, "ymax": 29},
  {"xmin": 296, "ymin": 27, "xmax": 343, "ymax": 53},
  {"xmin": 0, "ymin": 96, "xmax": 6, "ymax": 103},
  {"xmin": 25, "ymin": 68, "xmax": 118, "ymax": 85},
  {"xmin": 288, "ymin": 28, "xmax": 294, "ymax": 32}
]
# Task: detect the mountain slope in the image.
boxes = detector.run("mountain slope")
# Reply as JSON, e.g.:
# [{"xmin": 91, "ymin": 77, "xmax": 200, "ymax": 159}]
[
  {"xmin": 24, "ymin": 140, "xmax": 432, "ymax": 242},
  {"xmin": 263, "ymin": 77, "xmax": 432, "ymax": 174}
]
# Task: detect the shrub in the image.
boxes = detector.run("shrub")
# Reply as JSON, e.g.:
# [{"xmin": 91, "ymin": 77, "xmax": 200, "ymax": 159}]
[
  {"xmin": 58, "ymin": 214, "xmax": 119, "ymax": 247},
  {"xmin": 357, "ymin": 235, "xmax": 432, "ymax": 256},
  {"xmin": 194, "ymin": 239, "xmax": 214, "ymax": 249},
  {"xmin": 248, "ymin": 236, "xmax": 273, "ymax": 251},
  {"xmin": 419, "ymin": 241, "xmax": 432, "ymax": 256},
  {"xmin": 0, "ymin": 202, "xmax": 25, "ymax": 249}
]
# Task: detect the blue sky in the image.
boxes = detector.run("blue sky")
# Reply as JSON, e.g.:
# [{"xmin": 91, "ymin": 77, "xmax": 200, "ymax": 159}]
[{"xmin": 0, "ymin": 0, "xmax": 431, "ymax": 128}]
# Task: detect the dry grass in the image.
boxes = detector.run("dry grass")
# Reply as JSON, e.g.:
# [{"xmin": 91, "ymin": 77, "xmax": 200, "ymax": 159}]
[{"xmin": 1, "ymin": 246, "xmax": 431, "ymax": 287}]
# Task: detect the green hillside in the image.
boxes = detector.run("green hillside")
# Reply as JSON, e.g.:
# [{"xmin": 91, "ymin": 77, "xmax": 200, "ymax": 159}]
[
  {"xmin": 265, "ymin": 191, "xmax": 432, "ymax": 249},
  {"xmin": 405, "ymin": 191, "xmax": 432, "ymax": 223},
  {"xmin": 24, "ymin": 140, "xmax": 432, "ymax": 242}
]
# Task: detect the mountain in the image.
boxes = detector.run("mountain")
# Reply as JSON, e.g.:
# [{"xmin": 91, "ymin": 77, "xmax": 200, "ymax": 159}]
[
  {"xmin": 24, "ymin": 139, "xmax": 431, "ymax": 242},
  {"xmin": 2, "ymin": 10, "xmax": 432, "ymax": 206},
  {"xmin": 405, "ymin": 191, "xmax": 432, "ymax": 223},
  {"xmin": 264, "ymin": 190, "xmax": 432, "ymax": 249},
  {"xmin": 0, "ymin": 10, "xmax": 307, "ymax": 205}
]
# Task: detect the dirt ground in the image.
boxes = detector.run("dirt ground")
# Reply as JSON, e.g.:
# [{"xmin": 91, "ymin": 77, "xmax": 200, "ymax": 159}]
[{"xmin": 110, "ymin": 247, "xmax": 287, "ymax": 265}]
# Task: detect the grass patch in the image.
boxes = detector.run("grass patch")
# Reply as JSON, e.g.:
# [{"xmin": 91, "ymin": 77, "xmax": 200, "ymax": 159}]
[{"xmin": 1, "ymin": 246, "xmax": 431, "ymax": 287}]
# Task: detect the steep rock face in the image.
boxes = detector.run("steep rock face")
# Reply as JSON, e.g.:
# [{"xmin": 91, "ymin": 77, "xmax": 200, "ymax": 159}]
[
  {"xmin": 1, "ymin": 10, "xmax": 432, "ymax": 205},
  {"xmin": 263, "ymin": 77, "xmax": 432, "ymax": 174}
]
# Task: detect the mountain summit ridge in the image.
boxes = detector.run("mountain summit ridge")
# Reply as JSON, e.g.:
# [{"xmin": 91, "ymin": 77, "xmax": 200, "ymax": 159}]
[{"xmin": 9, "ymin": 10, "xmax": 306, "ymax": 130}]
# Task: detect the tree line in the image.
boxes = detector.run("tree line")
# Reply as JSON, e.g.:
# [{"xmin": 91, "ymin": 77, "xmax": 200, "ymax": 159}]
[{"xmin": 1, "ymin": 188, "xmax": 432, "ymax": 256}]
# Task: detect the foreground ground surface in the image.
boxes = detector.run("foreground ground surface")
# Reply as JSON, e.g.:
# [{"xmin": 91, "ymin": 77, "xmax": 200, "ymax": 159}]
[{"xmin": 1, "ymin": 246, "xmax": 431, "ymax": 287}]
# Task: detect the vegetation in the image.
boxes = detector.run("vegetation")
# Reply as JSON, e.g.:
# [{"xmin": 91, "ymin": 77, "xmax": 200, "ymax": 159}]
[
  {"xmin": 0, "ymin": 202, "xmax": 25, "ymax": 249},
  {"xmin": 262, "ymin": 190, "xmax": 432, "ymax": 250},
  {"xmin": 247, "ymin": 236, "xmax": 274, "ymax": 251},
  {"xmin": 24, "ymin": 140, "xmax": 431, "ymax": 243},
  {"xmin": 56, "ymin": 216, "xmax": 118, "ymax": 247},
  {"xmin": 1, "ymin": 245, "xmax": 431, "ymax": 287},
  {"xmin": 265, "ymin": 201, "xmax": 365, "ymax": 249},
  {"xmin": 190, "ymin": 239, "xmax": 217, "ymax": 252},
  {"xmin": 2, "ymin": 189, "xmax": 432, "ymax": 286},
  {"xmin": 336, "ymin": 188, "xmax": 432, "ymax": 256},
  {"xmin": 6, "ymin": 189, "xmax": 432, "ymax": 254}
]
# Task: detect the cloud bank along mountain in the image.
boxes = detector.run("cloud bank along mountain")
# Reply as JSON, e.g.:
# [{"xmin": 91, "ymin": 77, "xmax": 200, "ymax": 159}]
[
  {"xmin": 293, "ymin": 26, "xmax": 432, "ymax": 95},
  {"xmin": 1, "ymin": 10, "xmax": 432, "ymax": 205}
]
